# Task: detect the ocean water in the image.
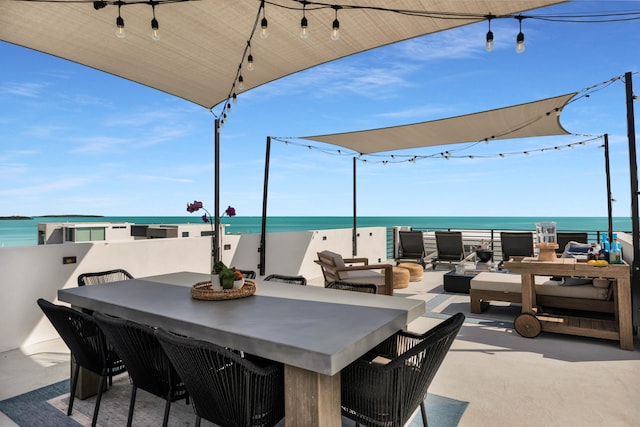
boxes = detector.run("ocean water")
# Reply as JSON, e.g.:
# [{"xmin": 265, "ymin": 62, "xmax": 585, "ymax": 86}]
[{"xmin": 0, "ymin": 216, "xmax": 632, "ymax": 248}]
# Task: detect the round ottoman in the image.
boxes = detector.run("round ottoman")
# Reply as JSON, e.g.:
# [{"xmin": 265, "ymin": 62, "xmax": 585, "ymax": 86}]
[
  {"xmin": 392, "ymin": 267, "xmax": 410, "ymax": 289},
  {"xmin": 397, "ymin": 262, "xmax": 424, "ymax": 282}
]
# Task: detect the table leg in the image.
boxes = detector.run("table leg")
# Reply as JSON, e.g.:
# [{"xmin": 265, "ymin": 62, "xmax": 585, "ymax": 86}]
[
  {"xmin": 520, "ymin": 273, "xmax": 536, "ymax": 313},
  {"xmin": 615, "ymin": 277, "xmax": 634, "ymax": 350},
  {"xmin": 70, "ymin": 358, "xmax": 103, "ymax": 399},
  {"xmin": 284, "ymin": 365, "xmax": 341, "ymax": 427}
]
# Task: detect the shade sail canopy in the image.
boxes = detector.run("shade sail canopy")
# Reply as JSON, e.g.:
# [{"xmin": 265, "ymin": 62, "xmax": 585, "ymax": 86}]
[
  {"xmin": 0, "ymin": 0, "xmax": 565, "ymax": 110},
  {"xmin": 301, "ymin": 92, "xmax": 576, "ymax": 154}
]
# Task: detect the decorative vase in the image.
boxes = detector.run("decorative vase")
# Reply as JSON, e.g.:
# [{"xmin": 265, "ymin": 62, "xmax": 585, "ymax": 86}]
[{"xmin": 210, "ymin": 274, "xmax": 223, "ymax": 291}]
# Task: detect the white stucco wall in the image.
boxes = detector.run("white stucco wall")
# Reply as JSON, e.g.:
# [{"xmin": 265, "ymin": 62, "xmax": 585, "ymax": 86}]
[{"xmin": 0, "ymin": 227, "xmax": 387, "ymax": 352}]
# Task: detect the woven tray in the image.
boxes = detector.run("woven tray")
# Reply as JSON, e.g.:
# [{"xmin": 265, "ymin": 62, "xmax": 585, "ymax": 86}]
[{"xmin": 191, "ymin": 280, "xmax": 257, "ymax": 301}]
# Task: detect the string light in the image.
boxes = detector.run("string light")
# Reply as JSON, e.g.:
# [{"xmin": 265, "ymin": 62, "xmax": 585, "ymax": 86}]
[
  {"xmin": 115, "ymin": 2, "xmax": 125, "ymax": 39},
  {"xmin": 260, "ymin": 0, "xmax": 268, "ymax": 39},
  {"xmin": 516, "ymin": 16, "xmax": 525, "ymax": 53},
  {"xmin": 150, "ymin": 2, "xmax": 159, "ymax": 41},
  {"xmin": 232, "ymin": 92, "xmax": 237, "ymax": 104},
  {"xmin": 271, "ymin": 134, "xmax": 603, "ymax": 165},
  {"xmin": 485, "ymin": 14, "xmax": 494, "ymax": 52},
  {"xmin": 331, "ymin": 6, "xmax": 341, "ymax": 41},
  {"xmin": 238, "ymin": 75, "xmax": 244, "ymax": 90},
  {"xmin": 300, "ymin": 2, "xmax": 309, "ymax": 39},
  {"xmin": 247, "ymin": 43, "xmax": 254, "ymax": 71}
]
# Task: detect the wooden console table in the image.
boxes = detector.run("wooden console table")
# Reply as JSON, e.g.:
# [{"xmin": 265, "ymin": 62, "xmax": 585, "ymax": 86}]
[{"xmin": 504, "ymin": 258, "xmax": 633, "ymax": 350}]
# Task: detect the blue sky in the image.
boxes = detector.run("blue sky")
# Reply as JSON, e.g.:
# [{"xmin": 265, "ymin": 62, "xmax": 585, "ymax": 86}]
[{"xmin": 1, "ymin": 1, "xmax": 639, "ymax": 217}]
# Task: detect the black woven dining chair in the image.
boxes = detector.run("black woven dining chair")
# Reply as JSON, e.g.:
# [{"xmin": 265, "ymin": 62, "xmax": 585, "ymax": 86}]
[
  {"xmin": 340, "ymin": 312, "xmax": 465, "ymax": 427},
  {"xmin": 155, "ymin": 328, "xmax": 285, "ymax": 427},
  {"xmin": 37, "ymin": 299, "xmax": 111, "ymax": 427},
  {"xmin": 77, "ymin": 269, "xmax": 133, "ymax": 385},
  {"xmin": 77, "ymin": 269, "xmax": 134, "ymax": 286},
  {"xmin": 93, "ymin": 312, "xmax": 188, "ymax": 427},
  {"xmin": 326, "ymin": 280, "xmax": 378, "ymax": 294},
  {"xmin": 264, "ymin": 274, "xmax": 307, "ymax": 285}
]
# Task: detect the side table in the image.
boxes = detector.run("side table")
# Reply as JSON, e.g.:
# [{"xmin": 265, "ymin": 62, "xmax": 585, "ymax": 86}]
[{"xmin": 443, "ymin": 270, "xmax": 479, "ymax": 293}]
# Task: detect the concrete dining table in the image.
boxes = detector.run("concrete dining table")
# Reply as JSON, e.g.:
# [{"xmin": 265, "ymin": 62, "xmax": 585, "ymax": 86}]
[{"xmin": 58, "ymin": 271, "xmax": 426, "ymax": 427}]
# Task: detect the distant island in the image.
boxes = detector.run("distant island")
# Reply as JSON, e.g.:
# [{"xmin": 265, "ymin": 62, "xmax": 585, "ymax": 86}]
[
  {"xmin": 0, "ymin": 215, "xmax": 105, "ymax": 220},
  {"xmin": 38, "ymin": 215, "xmax": 104, "ymax": 218}
]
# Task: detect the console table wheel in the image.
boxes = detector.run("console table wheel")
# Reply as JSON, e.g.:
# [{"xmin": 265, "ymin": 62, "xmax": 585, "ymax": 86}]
[{"xmin": 514, "ymin": 313, "xmax": 541, "ymax": 338}]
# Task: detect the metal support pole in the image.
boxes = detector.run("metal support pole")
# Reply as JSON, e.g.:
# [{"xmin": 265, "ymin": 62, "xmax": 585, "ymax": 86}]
[
  {"xmin": 604, "ymin": 134, "xmax": 613, "ymax": 243},
  {"xmin": 213, "ymin": 118, "xmax": 220, "ymax": 264},
  {"xmin": 259, "ymin": 137, "xmax": 271, "ymax": 276},
  {"xmin": 352, "ymin": 157, "xmax": 357, "ymax": 257},
  {"xmin": 624, "ymin": 71, "xmax": 639, "ymax": 328}
]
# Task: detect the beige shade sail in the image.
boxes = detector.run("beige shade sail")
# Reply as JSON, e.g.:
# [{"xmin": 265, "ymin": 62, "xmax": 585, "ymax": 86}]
[
  {"xmin": 301, "ymin": 92, "xmax": 577, "ymax": 154},
  {"xmin": 0, "ymin": 0, "xmax": 565, "ymax": 110}
]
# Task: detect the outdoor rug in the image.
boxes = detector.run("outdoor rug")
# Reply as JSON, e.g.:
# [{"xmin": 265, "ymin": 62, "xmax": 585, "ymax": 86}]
[{"xmin": 0, "ymin": 375, "xmax": 468, "ymax": 426}]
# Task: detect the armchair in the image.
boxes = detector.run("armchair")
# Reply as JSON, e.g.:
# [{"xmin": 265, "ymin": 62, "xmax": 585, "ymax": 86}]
[{"xmin": 315, "ymin": 250, "xmax": 393, "ymax": 296}]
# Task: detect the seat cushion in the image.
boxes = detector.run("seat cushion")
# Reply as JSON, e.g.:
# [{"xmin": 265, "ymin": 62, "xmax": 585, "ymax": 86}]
[{"xmin": 471, "ymin": 272, "xmax": 609, "ymax": 300}]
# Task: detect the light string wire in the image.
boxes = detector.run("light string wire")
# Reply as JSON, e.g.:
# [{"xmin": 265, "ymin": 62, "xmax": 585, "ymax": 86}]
[
  {"xmin": 270, "ymin": 72, "xmax": 635, "ymax": 164},
  {"xmin": 16, "ymin": 0, "xmax": 640, "ymax": 122},
  {"xmin": 271, "ymin": 135, "xmax": 604, "ymax": 164}
]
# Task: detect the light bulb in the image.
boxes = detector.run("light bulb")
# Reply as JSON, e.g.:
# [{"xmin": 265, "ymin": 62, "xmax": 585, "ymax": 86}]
[
  {"xmin": 300, "ymin": 16, "xmax": 308, "ymax": 39},
  {"xmin": 238, "ymin": 75, "xmax": 244, "ymax": 90},
  {"xmin": 485, "ymin": 30, "xmax": 494, "ymax": 52},
  {"xmin": 516, "ymin": 32, "xmax": 525, "ymax": 53},
  {"xmin": 232, "ymin": 93, "xmax": 237, "ymax": 104},
  {"xmin": 151, "ymin": 18, "xmax": 160, "ymax": 41},
  {"xmin": 331, "ymin": 19, "xmax": 340, "ymax": 41},
  {"xmin": 260, "ymin": 17, "xmax": 268, "ymax": 39},
  {"xmin": 247, "ymin": 54, "xmax": 254, "ymax": 71},
  {"xmin": 115, "ymin": 15, "xmax": 126, "ymax": 39}
]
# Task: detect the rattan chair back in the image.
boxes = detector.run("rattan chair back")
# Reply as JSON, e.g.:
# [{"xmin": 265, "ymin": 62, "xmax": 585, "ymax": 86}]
[
  {"xmin": 326, "ymin": 280, "xmax": 378, "ymax": 294},
  {"xmin": 76, "ymin": 269, "xmax": 132, "ymax": 384},
  {"xmin": 77, "ymin": 269, "xmax": 133, "ymax": 286},
  {"xmin": 264, "ymin": 274, "xmax": 307, "ymax": 285},
  {"xmin": 93, "ymin": 312, "xmax": 188, "ymax": 427},
  {"xmin": 340, "ymin": 312, "xmax": 465, "ymax": 427},
  {"xmin": 156, "ymin": 328, "xmax": 285, "ymax": 427},
  {"xmin": 37, "ymin": 298, "xmax": 109, "ymax": 426}
]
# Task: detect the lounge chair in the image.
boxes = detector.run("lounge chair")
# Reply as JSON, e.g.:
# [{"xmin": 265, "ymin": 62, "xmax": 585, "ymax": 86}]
[
  {"xmin": 315, "ymin": 250, "xmax": 393, "ymax": 296},
  {"xmin": 431, "ymin": 231, "xmax": 476, "ymax": 270},
  {"xmin": 395, "ymin": 230, "xmax": 434, "ymax": 268},
  {"xmin": 499, "ymin": 232, "xmax": 534, "ymax": 268}
]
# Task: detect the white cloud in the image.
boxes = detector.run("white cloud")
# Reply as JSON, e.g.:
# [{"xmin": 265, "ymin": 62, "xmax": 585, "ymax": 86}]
[
  {"xmin": 127, "ymin": 174, "xmax": 193, "ymax": 184},
  {"xmin": 0, "ymin": 177, "xmax": 92, "ymax": 196},
  {"xmin": 0, "ymin": 82, "xmax": 47, "ymax": 98}
]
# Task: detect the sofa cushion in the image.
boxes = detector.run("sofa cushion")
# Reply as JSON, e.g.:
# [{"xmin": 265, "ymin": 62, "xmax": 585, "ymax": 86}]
[
  {"xmin": 470, "ymin": 272, "xmax": 609, "ymax": 300},
  {"xmin": 318, "ymin": 250, "xmax": 345, "ymax": 268}
]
